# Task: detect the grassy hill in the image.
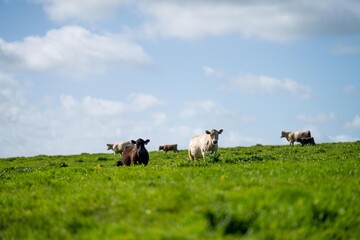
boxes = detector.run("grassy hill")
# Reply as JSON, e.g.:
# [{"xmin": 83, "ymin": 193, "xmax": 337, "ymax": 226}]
[{"xmin": 1, "ymin": 142, "xmax": 360, "ymax": 239}]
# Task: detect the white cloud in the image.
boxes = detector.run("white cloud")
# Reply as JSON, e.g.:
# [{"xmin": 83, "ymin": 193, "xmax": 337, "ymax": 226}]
[
  {"xmin": 331, "ymin": 135, "xmax": 358, "ymax": 143},
  {"xmin": 36, "ymin": 0, "xmax": 133, "ymax": 22},
  {"xmin": 0, "ymin": 73, "xmax": 28, "ymax": 122},
  {"xmin": 345, "ymin": 115, "xmax": 360, "ymax": 129},
  {"xmin": 139, "ymin": 0, "xmax": 360, "ymax": 41},
  {"xmin": 0, "ymin": 76, "xmax": 167, "ymax": 157},
  {"xmin": 333, "ymin": 44, "xmax": 360, "ymax": 55},
  {"xmin": 0, "ymin": 26, "xmax": 152, "ymax": 76},
  {"xmin": 202, "ymin": 66, "xmax": 223, "ymax": 78},
  {"xmin": 295, "ymin": 113, "xmax": 337, "ymax": 124},
  {"xmin": 228, "ymin": 73, "xmax": 312, "ymax": 98},
  {"xmin": 152, "ymin": 112, "xmax": 168, "ymax": 126},
  {"xmin": 202, "ymin": 66, "xmax": 216, "ymax": 76},
  {"xmin": 60, "ymin": 95, "xmax": 128, "ymax": 116},
  {"xmin": 31, "ymin": 0, "xmax": 360, "ymax": 41},
  {"xmin": 343, "ymin": 85, "xmax": 360, "ymax": 97},
  {"xmin": 127, "ymin": 93, "xmax": 165, "ymax": 111},
  {"xmin": 60, "ymin": 93, "xmax": 164, "ymax": 117},
  {"xmin": 0, "ymin": 73, "xmax": 23, "ymax": 103},
  {"xmin": 181, "ymin": 100, "xmax": 235, "ymax": 118},
  {"xmin": 225, "ymin": 130, "xmax": 263, "ymax": 147}
]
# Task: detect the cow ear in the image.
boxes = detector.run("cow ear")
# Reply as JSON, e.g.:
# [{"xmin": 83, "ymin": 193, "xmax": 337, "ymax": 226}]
[
  {"xmin": 131, "ymin": 140, "xmax": 136, "ymax": 144},
  {"xmin": 218, "ymin": 129, "xmax": 223, "ymax": 134},
  {"xmin": 205, "ymin": 130, "xmax": 210, "ymax": 134},
  {"xmin": 145, "ymin": 139, "xmax": 150, "ymax": 145}
]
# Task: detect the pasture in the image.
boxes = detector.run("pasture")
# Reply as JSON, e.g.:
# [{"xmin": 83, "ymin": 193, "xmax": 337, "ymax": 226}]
[{"xmin": 1, "ymin": 142, "xmax": 360, "ymax": 239}]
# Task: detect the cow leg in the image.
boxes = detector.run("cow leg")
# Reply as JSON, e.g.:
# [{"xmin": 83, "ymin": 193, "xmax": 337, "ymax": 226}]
[{"xmin": 188, "ymin": 150, "xmax": 194, "ymax": 160}]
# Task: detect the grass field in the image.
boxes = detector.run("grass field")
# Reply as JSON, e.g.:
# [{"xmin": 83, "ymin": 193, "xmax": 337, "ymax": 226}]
[{"xmin": 1, "ymin": 142, "xmax": 360, "ymax": 239}]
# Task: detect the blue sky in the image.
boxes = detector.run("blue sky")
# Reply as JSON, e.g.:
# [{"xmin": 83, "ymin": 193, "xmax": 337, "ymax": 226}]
[{"xmin": 1, "ymin": 0, "xmax": 360, "ymax": 157}]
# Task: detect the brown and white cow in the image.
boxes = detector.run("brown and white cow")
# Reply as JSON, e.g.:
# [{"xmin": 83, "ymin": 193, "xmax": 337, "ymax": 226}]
[
  {"xmin": 116, "ymin": 138, "xmax": 150, "ymax": 166},
  {"xmin": 159, "ymin": 144, "xmax": 179, "ymax": 153},
  {"xmin": 281, "ymin": 130, "xmax": 311, "ymax": 146},
  {"xmin": 188, "ymin": 129, "xmax": 223, "ymax": 160},
  {"xmin": 298, "ymin": 137, "xmax": 316, "ymax": 146},
  {"xmin": 107, "ymin": 141, "xmax": 133, "ymax": 156}
]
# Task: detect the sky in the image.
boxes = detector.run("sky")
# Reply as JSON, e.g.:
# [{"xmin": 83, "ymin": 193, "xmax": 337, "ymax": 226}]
[{"xmin": 1, "ymin": 0, "xmax": 360, "ymax": 158}]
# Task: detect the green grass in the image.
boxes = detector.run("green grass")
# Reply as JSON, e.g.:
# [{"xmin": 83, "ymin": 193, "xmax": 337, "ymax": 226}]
[{"xmin": 1, "ymin": 142, "xmax": 360, "ymax": 239}]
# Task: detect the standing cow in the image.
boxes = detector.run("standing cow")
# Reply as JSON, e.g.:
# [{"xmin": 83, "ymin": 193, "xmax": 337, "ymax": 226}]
[
  {"xmin": 116, "ymin": 138, "xmax": 150, "ymax": 166},
  {"xmin": 159, "ymin": 144, "xmax": 179, "ymax": 153},
  {"xmin": 107, "ymin": 141, "xmax": 133, "ymax": 156},
  {"xmin": 281, "ymin": 130, "xmax": 311, "ymax": 146},
  {"xmin": 188, "ymin": 129, "xmax": 223, "ymax": 160}
]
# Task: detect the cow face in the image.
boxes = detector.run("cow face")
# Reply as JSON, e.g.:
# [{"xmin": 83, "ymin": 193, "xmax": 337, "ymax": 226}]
[
  {"xmin": 281, "ymin": 131, "xmax": 289, "ymax": 138},
  {"xmin": 205, "ymin": 129, "xmax": 223, "ymax": 145},
  {"xmin": 131, "ymin": 138, "xmax": 150, "ymax": 154}
]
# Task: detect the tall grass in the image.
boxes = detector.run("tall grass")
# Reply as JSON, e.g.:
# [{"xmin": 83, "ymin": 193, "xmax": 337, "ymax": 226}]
[{"xmin": 1, "ymin": 142, "xmax": 359, "ymax": 239}]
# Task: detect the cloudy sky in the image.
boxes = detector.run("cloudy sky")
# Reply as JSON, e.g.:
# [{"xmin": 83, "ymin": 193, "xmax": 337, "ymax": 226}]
[{"xmin": 1, "ymin": 0, "xmax": 360, "ymax": 157}]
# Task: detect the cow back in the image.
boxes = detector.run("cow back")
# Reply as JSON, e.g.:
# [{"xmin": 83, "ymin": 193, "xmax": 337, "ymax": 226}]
[
  {"xmin": 190, "ymin": 133, "xmax": 208, "ymax": 149},
  {"xmin": 121, "ymin": 145, "xmax": 136, "ymax": 166},
  {"xmin": 294, "ymin": 131, "xmax": 311, "ymax": 140},
  {"xmin": 165, "ymin": 144, "xmax": 177, "ymax": 151}
]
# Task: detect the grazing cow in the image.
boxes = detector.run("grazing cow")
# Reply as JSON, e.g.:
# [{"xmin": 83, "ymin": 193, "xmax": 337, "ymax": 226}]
[
  {"xmin": 159, "ymin": 144, "xmax": 179, "ymax": 153},
  {"xmin": 298, "ymin": 137, "xmax": 316, "ymax": 146},
  {"xmin": 281, "ymin": 130, "xmax": 311, "ymax": 146},
  {"xmin": 188, "ymin": 129, "xmax": 223, "ymax": 160},
  {"xmin": 116, "ymin": 138, "xmax": 150, "ymax": 166},
  {"xmin": 107, "ymin": 141, "xmax": 133, "ymax": 156}
]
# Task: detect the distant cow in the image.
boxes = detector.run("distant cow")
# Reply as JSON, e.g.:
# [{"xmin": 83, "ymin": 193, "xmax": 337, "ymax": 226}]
[
  {"xmin": 298, "ymin": 137, "xmax": 316, "ymax": 146},
  {"xmin": 116, "ymin": 138, "xmax": 150, "ymax": 166},
  {"xmin": 281, "ymin": 130, "xmax": 311, "ymax": 146},
  {"xmin": 159, "ymin": 144, "xmax": 179, "ymax": 153},
  {"xmin": 107, "ymin": 141, "xmax": 133, "ymax": 156},
  {"xmin": 188, "ymin": 129, "xmax": 223, "ymax": 160}
]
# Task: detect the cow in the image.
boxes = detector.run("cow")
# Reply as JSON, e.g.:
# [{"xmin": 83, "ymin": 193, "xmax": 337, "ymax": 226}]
[
  {"xmin": 281, "ymin": 130, "xmax": 311, "ymax": 146},
  {"xmin": 159, "ymin": 144, "xmax": 179, "ymax": 153},
  {"xmin": 116, "ymin": 138, "xmax": 150, "ymax": 166},
  {"xmin": 188, "ymin": 129, "xmax": 223, "ymax": 160},
  {"xmin": 107, "ymin": 141, "xmax": 133, "ymax": 157},
  {"xmin": 298, "ymin": 137, "xmax": 316, "ymax": 146}
]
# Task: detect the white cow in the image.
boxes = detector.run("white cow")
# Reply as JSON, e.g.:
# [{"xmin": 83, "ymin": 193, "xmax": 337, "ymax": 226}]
[
  {"xmin": 107, "ymin": 141, "xmax": 133, "ymax": 156},
  {"xmin": 188, "ymin": 129, "xmax": 223, "ymax": 160},
  {"xmin": 281, "ymin": 130, "xmax": 311, "ymax": 146}
]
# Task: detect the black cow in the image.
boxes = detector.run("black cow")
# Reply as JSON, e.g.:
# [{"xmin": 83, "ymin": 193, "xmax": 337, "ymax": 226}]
[
  {"xmin": 159, "ymin": 144, "xmax": 179, "ymax": 153},
  {"xmin": 116, "ymin": 138, "xmax": 150, "ymax": 166},
  {"xmin": 298, "ymin": 137, "xmax": 316, "ymax": 146}
]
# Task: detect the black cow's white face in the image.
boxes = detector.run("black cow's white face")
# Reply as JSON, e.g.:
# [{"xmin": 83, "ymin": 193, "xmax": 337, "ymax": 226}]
[{"xmin": 206, "ymin": 129, "xmax": 223, "ymax": 145}]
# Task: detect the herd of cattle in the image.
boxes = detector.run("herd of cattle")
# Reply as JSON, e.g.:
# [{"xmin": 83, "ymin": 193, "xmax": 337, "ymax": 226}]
[{"xmin": 107, "ymin": 129, "xmax": 315, "ymax": 166}]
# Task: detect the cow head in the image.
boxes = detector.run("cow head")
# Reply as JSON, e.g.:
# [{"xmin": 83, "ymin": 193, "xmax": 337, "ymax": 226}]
[
  {"xmin": 205, "ymin": 129, "xmax": 223, "ymax": 145},
  {"xmin": 281, "ymin": 131, "xmax": 289, "ymax": 138},
  {"xmin": 131, "ymin": 138, "xmax": 150, "ymax": 155}
]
